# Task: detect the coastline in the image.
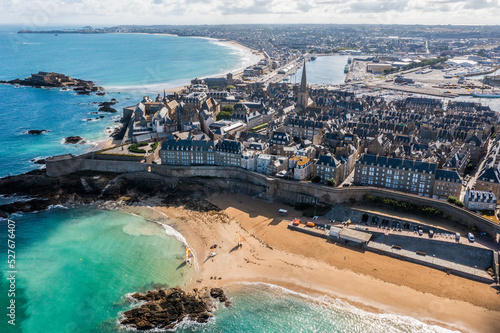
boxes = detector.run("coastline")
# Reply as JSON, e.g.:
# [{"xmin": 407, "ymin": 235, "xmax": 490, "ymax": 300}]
[
  {"xmin": 103, "ymin": 33, "xmax": 264, "ymax": 95},
  {"xmin": 84, "ymin": 34, "xmax": 264, "ymax": 153},
  {"xmin": 118, "ymin": 194, "xmax": 500, "ymax": 333}
]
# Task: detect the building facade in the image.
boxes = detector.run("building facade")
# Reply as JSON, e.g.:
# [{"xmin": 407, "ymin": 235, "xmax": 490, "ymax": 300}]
[
  {"xmin": 354, "ymin": 154, "xmax": 436, "ymax": 197},
  {"xmin": 432, "ymin": 169, "xmax": 463, "ymax": 200}
]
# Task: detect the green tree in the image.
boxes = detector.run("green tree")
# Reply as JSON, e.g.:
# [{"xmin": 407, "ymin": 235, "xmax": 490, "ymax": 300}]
[
  {"xmin": 226, "ymin": 85, "xmax": 236, "ymax": 92},
  {"xmin": 327, "ymin": 178, "xmax": 336, "ymax": 187},
  {"xmin": 222, "ymin": 105, "xmax": 234, "ymax": 112},
  {"xmin": 311, "ymin": 176, "xmax": 321, "ymax": 184},
  {"xmin": 447, "ymin": 196, "xmax": 464, "ymax": 207},
  {"xmin": 216, "ymin": 111, "xmax": 232, "ymax": 121}
]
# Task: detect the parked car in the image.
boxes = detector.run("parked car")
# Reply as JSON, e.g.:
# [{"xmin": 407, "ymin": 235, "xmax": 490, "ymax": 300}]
[
  {"xmin": 468, "ymin": 233, "xmax": 475, "ymax": 242},
  {"xmin": 418, "ymin": 229, "xmax": 423, "ymax": 236},
  {"xmin": 428, "ymin": 230, "xmax": 434, "ymax": 238},
  {"xmin": 455, "ymin": 233, "xmax": 460, "ymax": 242}
]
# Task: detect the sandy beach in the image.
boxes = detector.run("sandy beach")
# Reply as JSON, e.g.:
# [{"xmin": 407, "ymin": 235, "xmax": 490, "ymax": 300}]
[{"xmin": 119, "ymin": 193, "xmax": 500, "ymax": 333}]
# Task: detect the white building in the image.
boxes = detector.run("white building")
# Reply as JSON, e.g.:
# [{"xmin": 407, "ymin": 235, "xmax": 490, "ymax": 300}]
[
  {"xmin": 464, "ymin": 190, "xmax": 497, "ymax": 211},
  {"xmin": 241, "ymin": 151, "xmax": 257, "ymax": 172},
  {"xmin": 256, "ymin": 154, "xmax": 273, "ymax": 175}
]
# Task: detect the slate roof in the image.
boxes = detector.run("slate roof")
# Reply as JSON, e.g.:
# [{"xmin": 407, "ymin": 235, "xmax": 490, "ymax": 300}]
[
  {"xmin": 215, "ymin": 139, "xmax": 243, "ymax": 154},
  {"xmin": 316, "ymin": 154, "xmax": 338, "ymax": 168},
  {"xmin": 478, "ymin": 167, "xmax": 500, "ymax": 184},
  {"xmin": 286, "ymin": 116, "xmax": 324, "ymax": 129},
  {"xmin": 435, "ymin": 169, "xmax": 461, "ymax": 183},
  {"xmin": 271, "ymin": 131, "xmax": 290, "ymax": 145},
  {"xmin": 467, "ymin": 190, "xmax": 497, "ymax": 204},
  {"xmin": 161, "ymin": 137, "xmax": 214, "ymax": 151},
  {"xmin": 357, "ymin": 154, "xmax": 436, "ymax": 174}
]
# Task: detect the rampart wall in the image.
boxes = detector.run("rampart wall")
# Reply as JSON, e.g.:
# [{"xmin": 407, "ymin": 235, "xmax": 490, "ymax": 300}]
[{"xmin": 45, "ymin": 155, "xmax": 500, "ymax": 238}]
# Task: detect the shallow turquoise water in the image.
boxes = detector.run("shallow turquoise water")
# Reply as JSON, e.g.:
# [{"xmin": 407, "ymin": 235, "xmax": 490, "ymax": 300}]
[{"xmin": 0, "ymin": 208, "xmax": 189, "ymax": 333}]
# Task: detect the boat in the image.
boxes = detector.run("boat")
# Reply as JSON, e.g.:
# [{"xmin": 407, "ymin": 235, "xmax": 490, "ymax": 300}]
[
  {"xmin": 185, "ymin": 247, "xmax": 192, "ymax": 265},
  {"xmin": 310, "ymin": 54, "xmax": 317, "ymax": 61},
  {"xmin": 344, "ymin": 65, "xmax": 349, "ymax": 74},
  {"xmin": 471, "ymin": 92, "xmax": 500, "ymax": 98},
  {"xmin": 472, "ymin": 86, "xmax": 500, "ymax": 98},
  {"xmin": 347, "ymin": 57, "xmax": 352, "ymax": 64}
]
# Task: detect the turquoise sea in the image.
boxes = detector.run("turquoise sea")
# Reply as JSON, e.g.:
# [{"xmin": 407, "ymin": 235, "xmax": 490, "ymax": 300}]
[
  {"xmin": 0, "ymin": 31, "xmax": 256, "ymax": 177},
  {"xmin": 0, "ymin": 30, "xmax": 458, "ymax": 332}
]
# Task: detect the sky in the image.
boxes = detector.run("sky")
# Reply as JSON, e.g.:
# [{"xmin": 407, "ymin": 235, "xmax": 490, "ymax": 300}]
[{"xmin": 0, "ymin": 0, "xmax": 499, "ymax": 27}]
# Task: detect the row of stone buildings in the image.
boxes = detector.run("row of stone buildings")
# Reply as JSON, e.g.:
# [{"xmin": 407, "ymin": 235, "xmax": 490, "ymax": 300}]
[{"xmin": 160, "ymin": 134, "xmax": 352, "ymax": 184}]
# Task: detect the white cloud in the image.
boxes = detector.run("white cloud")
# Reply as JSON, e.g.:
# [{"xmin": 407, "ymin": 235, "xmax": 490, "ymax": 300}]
[{"xmin": 1, "ymin": 0, "xmax": 499, "ymax": 26}]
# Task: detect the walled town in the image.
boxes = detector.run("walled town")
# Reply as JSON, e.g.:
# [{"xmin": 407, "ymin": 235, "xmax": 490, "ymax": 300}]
[{"xmin": 13, "ymin": 25, "xmax": 500, "ymax": 293}]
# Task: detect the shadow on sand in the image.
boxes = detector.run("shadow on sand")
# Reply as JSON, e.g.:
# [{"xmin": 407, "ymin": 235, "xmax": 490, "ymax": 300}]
[{"xmin": 229, "ymin": 244, "xmax": 241, "ymax": 253}]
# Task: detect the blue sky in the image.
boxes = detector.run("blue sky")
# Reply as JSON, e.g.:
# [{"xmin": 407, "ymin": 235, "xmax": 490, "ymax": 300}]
[{"xmin": 1, "ymin": 0, "xmax": 499, "ymax": 27}]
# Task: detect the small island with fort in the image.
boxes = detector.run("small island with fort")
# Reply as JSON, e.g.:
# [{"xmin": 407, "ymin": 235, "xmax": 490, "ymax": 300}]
[{"xmin": 0, "ymin": 71, "xmax": 104, "ymax": 95}]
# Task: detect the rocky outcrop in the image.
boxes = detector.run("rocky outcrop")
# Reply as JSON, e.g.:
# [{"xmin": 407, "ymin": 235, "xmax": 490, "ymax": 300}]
[
  {"xmin": 121, "ymin": 287, "xmax": 228, "ymax": 331},
  {"xmin": 0, "ymin": 170, "xmax": 124, "ymax": 216},
  {"xmin": 98, "ymin": 101, "xmax": 117, "ymax": 113},
  {"xmin": 26, "ymin": 129, "xmax": 48, "ymax": 135},
  {"xmin": 0, "ymin": 170, "xmax": 220, "ymax": 217},
  {"xmin": 30, "ymin": 157, "xmax": 45, "ymax": 164},
  {"xmin": 64, "ymin": 136, "xmax": 83, "ymax": 144}
]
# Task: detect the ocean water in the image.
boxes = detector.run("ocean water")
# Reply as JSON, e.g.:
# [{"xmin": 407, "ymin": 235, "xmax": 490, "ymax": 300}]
[
  {"xmin": 177, "ymin": 283, "xmax": 456, "ymax": 333},
  {"xmin": 0, "ymin": 208, "xmax": 190, "ymax": 333},
  {"xmin": 0, "ymin": 31, "xmax": 258, "ymax": 177},
  {"xmin": 286, "ymin": 55, "xmax": 350, "ymax": 85}
]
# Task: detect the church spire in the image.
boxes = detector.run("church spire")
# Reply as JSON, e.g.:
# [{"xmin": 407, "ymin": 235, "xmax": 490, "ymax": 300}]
[
  {"xmin": 297, "ymin": 60, "xmax": 309, "ymax": 110},
  {"xmin": 299, "ymin": 60, "xmax": 307, "ymax": 92}
]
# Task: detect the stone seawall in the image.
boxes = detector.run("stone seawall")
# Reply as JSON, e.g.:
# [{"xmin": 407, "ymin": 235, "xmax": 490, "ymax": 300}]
[{"xmin": 45, "ymin": 155, "xmax": 500, "ymax": 238}]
